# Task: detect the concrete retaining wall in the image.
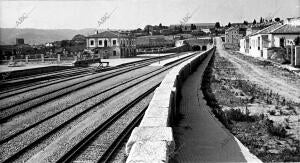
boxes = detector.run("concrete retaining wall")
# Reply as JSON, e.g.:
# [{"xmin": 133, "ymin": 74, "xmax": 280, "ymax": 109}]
[{"xmin": 125, "ymin": 47, "xmax": 216, "ymax": 163}]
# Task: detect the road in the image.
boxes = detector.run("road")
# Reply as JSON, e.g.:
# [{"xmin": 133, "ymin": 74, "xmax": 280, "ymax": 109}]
[{"xmin": 215, "ymin": 37, "xmax": 300, "ymax": 103}]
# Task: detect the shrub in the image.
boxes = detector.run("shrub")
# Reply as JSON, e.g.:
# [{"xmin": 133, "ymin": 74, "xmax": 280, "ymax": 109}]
[
  {"xmin": 265, "ymin": 119, "xmax": 287, "ymax": 138},
  {"xmin": 268, "ymin": 110, "xmax": 276, "ymax": 115},
  {"xmin": 225, "ymin": 108, "xmax": 257, "ymax": 122}
]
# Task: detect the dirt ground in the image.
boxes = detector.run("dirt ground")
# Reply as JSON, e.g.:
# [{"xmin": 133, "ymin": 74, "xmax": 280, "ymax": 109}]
[{"xmin": 203, "ymin": 38, "xmax": 300, "ymax": 162}]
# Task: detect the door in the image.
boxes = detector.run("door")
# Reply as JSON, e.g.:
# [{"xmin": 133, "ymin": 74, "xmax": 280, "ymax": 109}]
[{"xmin": 104, "ymin": 40, "xmax": 108, "ymax": 47}]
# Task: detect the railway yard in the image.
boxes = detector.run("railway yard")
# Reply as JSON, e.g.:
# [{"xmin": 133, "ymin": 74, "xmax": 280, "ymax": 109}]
[
  {"xmin": 0, "ymin": 52, "xmax": 198, "ymax": 163},
  {"xmin": 1, "ymin": 39, "xmax": 299, "ymax": 162}
]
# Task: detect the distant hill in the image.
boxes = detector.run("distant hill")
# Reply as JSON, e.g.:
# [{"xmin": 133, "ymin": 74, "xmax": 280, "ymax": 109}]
[{"xmin": 0, "ymin": 28, "xmax": 99, "ymax": 45}]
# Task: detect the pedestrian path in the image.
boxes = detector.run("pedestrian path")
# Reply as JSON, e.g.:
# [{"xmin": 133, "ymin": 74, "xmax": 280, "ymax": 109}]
[{"xmin": 172, "ymin": 50, "xmax": 261, "ymax": 162}]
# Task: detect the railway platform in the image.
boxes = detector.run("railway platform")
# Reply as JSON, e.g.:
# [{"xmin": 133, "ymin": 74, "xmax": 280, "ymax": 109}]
[{"xmin": 0, "ymin": 63, "xmax": 71, "ymax": 73}]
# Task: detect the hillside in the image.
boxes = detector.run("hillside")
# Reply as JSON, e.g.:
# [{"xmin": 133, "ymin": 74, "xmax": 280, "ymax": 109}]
[{"xmin": 0, "ymin": 28, "xmax": 97, "ymax": 45}]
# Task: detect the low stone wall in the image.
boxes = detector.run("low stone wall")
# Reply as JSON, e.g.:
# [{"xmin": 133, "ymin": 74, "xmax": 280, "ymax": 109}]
[
  {"xmin": 137, "ymin": 45, "xmax": 190, "ymax": 55},
  {"xmin": 125, "ymin": 47, "xmax": 216, "ymax": 163}
]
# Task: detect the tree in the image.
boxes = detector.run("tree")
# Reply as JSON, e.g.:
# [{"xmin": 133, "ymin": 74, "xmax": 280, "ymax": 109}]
[
  {"xmin": 60, "ymin": 40, "xmax": 70, "ymax": 47},
  {"xmin": 215, "ymin": 22, "xmax": 221, "ymax": 28},
  {"xmin": 191, "ymin": 24, "xmax": 197, "ymax": 30},
  {"xmin": 253, "ymin": 19, "xmax": 257, "ymax": 25},
  {"xmin": 274, "ymin": 17, "xmax": 280, "ymax": 22},
  {"xmin": 243, "ymin": 21, "xmax": 248, "ymax": 25},
  {"xmin": 227, "ymin": 22, "xmax": 232, "ymax": 28},
  {"xmin": 144, "ymin": 25, "xmax": 152, "ymax": 34},
  {"xmin": 260, "ymin": 17, "xmax": 264, "ymax": 23},
  {"xmin": 159, "ymin": 23, "xmax": 162, "ymax": 28}
]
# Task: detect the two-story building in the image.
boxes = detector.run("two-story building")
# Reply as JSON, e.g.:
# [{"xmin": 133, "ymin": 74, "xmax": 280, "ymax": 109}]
[
  {"xmin": 225, "ymin": 27, "xmax": 247, "ymax": 45},
  {"xmin": 86, "ymin": 31, "xmax": 136, "ymax": 59}
]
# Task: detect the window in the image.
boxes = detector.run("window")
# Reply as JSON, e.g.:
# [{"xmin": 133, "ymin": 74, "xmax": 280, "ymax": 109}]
[
  {"xmin": 113, "ymin": 40, "xmax": 117, "ymax": 45},
  {"xmin": 90, "ymin": 40, "xmax": 94, "ymax": 46},
  {"xmin": 113, "ymin": 50, "xmax": 116, "ymax": 56},
  {"xmin": 99, "ymin": 40, "xmax": 102, "ymax": 45}
]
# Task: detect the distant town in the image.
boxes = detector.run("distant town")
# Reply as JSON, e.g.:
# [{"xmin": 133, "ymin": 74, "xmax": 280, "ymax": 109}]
[{"xmin": 1, "ymin": 16, "xmax": 299, "ymax": 68}]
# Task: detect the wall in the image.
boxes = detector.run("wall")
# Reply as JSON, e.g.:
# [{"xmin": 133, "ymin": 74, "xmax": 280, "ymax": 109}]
[
  {"xmin": 240, "ymin": 39, "xmax": 246, "ymax": 53},
  {"xmin": 272, "ymin": 34, "xmax": 300, "ymax": 47},
  {"xmin": 125, "ymin": 47, "xmax": 215, "ymax": 163},
  {"xmin": 249, "ymin": 35, "xmax": 262, "ymax": 58}
]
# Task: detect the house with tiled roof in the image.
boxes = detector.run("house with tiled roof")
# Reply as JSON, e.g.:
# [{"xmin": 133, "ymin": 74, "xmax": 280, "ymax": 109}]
[
  {"xmin": 240, "ymin": 23, "xmax": 300, "ymax": 58},
  {"xmin": 86, "ymin": 31, "xmax": 136, "ymax": 58}
]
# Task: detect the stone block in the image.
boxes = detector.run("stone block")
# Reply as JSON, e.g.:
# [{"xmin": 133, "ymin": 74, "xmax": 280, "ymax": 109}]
[
  {"xmin": 151, "ymin": 89, "xmax": 172, "ymax": 102},
  {"xmin": 25, "ymin": 55, "xmax": 29, "ymax": 64},
  {"xmin": 139, "ymin": 116, "xmax": 169, "ymax": 127},
  {"xmin": 57, "ymin": 54, "xmax": 61, "ymax": 62},
  {"xmin": 144, "ymin": 106, "xmax": 170, "ymax": 119},
  {"xmin": 150, "ymin": 98, "xmax": 170, "ymax": 108},
  {"xmin": 41, "ymin": 54, "xmax": 44, "ymax": 63},
  {"xmin": 126, "ymin": 141, "xmax": 170, "ymax": 163},
  {"xmin": 125, "ymin": 127, "xmax": 174, "ymax": 155}
]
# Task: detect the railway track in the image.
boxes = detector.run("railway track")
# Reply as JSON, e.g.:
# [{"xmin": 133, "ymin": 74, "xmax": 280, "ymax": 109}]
[
  {"xmin": 0, "ymin": 53, "xmax": 189, "ymax": 118},
  {"xmin": 0, "ymin": 53, "xmax": 182, "ymax": 92},
  {"xmin": 58, "ymin": 86, "xmax": 156, "ymax": 163},
  {"xmin": 0, "ymin": 67, "xmax": 95, "ymax": 91},
  {"xmin": 0, "ymin": 51, "xmax": 204, "ymax": 163}
]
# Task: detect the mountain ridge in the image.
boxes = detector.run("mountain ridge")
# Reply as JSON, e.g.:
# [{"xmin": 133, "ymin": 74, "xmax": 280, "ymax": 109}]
[{"xmin": 0, "ymin": 28, "xmax": 121, "ymax": 45}]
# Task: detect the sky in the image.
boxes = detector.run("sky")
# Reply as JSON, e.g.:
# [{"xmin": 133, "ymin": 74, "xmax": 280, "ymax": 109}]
[{"xmin": 0, "ymin": 0, "xmax": 299, "ymax": 30}]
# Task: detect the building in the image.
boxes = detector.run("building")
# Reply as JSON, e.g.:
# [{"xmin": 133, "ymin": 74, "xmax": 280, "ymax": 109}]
[
  {"xmin": 136, "ymin": 35, "xmax": 174, "ymax": 49},
  {"xmin": 0, "ymin": 38, "xmax": 33, "ymax": 60},
  {"xmin": 86, "ymin": 31, "xmax": 136, "ymax": 59},
  {"xmin": 16, "ymin": 38, "xmax": 25, "ymax": 45},
  {"xmin": 225, "ymin": 27, "xmax": 247, "ymax": 45},
  {"xmin": 285, "ymin": 17, "xmax": 300, "ymax": 26},
  {"xmin": 169, "ymin": 23, "xmax": 215, "ymax": 32},
  {"xmin": 240, "ymin": 23, "xmax": 300, "ymax": 58}
]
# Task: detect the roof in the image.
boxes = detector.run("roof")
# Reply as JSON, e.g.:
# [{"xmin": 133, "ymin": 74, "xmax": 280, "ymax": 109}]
[
  {"xmin": 270, "ymin": 24, "xmax": 300, "ymax": 34},
  {"xmin": 225, "ymin": 27, "xmax": 237, "ymax": 32},
  {"xmin": 137, "ymin": 35, "xmax": 165, "ymax": 39},
  {"xmin": 249, "ymin": 23, "xmax": 282, "ymax": 36},
  {"xmin": 87, "ymin": 31, "xmax": 132, "ymax": 38},
  {"xmin": 258, "ymin": 23, "xmax": 282, "ymax": 34}
]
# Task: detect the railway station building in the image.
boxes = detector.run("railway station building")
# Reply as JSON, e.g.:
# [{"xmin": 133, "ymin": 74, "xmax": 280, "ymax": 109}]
[{"xmin": 86, "ymin": 31, "xmax": 136, "ymax": 59}]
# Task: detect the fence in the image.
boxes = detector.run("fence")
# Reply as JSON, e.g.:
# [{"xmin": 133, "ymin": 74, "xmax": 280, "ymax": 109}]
[{"xmin": 0, "ymin": 54, "xmax": 77, "ymax": 65}]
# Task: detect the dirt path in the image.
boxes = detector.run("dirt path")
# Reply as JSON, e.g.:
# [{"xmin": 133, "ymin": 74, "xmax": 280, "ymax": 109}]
[{"xmin": 215, "ymin": 37, "xmax": 300, "ymax": 103}]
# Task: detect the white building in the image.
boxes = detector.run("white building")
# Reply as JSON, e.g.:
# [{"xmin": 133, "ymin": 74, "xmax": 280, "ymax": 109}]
[
  {"xmin": 240, "ymin": 23, "xmax": 300, "ymax": 58},
  {"xmin": 86, "ymin": 31, "xmax": 136, "ymax": 58}
]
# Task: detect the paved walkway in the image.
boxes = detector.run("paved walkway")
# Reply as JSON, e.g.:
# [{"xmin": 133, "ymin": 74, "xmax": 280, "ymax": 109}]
[
  {"xmin": 172, "ymin": 48, "xmax": 261, "ymax": 162},
  {"xmin": 89, "ymin": 58, "xmax": 145, "ymax": 67}
]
